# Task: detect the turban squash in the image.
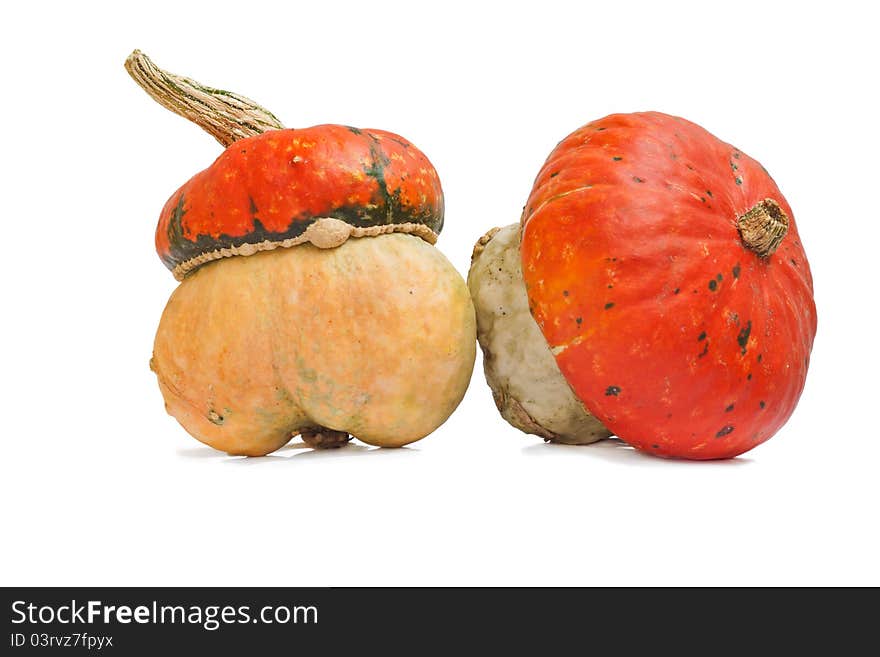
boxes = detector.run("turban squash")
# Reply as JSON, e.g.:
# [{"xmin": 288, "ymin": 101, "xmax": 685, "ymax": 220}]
[
  {"xmin": 470, "ymin": 112, "xmax": 816, "ymax": 460},
  {"xmin": 127, "ymin": 51, "xmax": 475, "ymax": 456}
]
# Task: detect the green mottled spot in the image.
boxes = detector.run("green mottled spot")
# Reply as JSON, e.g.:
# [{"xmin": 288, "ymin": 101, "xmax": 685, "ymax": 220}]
[{"xmin": 296, "ymin": 357, "xmax": 318, "ymax": 383}]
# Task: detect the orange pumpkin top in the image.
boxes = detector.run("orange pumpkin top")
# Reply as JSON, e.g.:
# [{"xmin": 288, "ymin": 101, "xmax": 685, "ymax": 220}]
[
  {"xmin": 156, "ymin": 125, "xmax": 443, "ymax": 277},
  {"xmin": 521, "ymin": 112, "xmax": 816, "ymax": 459}
]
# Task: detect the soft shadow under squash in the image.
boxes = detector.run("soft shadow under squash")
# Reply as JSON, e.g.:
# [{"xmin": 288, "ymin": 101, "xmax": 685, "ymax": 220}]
[
  {"xmin": 176, "ymin": 439, "xmax": 421, "ymax": 463},
  {"xmin": 521, "ymin": 437, "xmax": 753, "ymax": 467}
]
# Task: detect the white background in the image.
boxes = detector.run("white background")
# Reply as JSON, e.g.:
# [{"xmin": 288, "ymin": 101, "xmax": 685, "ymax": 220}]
[{"xmin": 1, "ymin": 1, "xmax": 877, "ymax": 586}]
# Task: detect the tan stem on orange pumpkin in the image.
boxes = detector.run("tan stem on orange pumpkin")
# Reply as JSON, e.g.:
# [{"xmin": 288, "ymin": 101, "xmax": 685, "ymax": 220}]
[
  {"xmin": 737, "ymin": 199, "xmax": 789, "ymax": 258},
  {"xmin": 124, "ymin": 49, "xmax": 284, "ymax": 147}
]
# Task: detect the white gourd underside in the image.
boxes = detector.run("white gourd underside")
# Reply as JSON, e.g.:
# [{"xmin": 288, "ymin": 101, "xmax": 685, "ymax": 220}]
[{"xmin": 468, "ymin": 224, "xmax": 610, "ymax": 444}]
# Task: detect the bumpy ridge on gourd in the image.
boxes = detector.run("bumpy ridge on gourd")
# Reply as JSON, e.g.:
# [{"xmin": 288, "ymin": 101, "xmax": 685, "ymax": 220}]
[{"xmin": 171, "ymin": 219, "xmax": 438, "ymax": 280}]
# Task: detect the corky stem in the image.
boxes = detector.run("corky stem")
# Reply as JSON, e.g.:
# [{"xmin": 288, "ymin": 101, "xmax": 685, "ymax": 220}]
[
  {"xmin": 124, "ymin": 50, "xmax": 285, "ymax": 147},
  {"xmin": 300, "ymin": 427, "xmax": 352, "ymax": 449},
  {"xmin": 737, "ymin": 198, "xmax": 789, "ymax": 258}
]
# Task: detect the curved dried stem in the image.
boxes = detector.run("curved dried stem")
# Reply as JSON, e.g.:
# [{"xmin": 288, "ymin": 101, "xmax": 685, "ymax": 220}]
[{"xmin": 124, "ymin": 49, "xmax": 284, "ymax": 147}]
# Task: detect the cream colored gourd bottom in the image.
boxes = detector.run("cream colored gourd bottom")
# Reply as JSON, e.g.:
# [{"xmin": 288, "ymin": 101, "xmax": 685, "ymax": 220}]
[
  {"xmin": 468, "ymin": 224, "xmax": 610, "ymax": 444},
  {"xmin": 152, "ymin": 233, "xmax": 476, "ymax": 456}
]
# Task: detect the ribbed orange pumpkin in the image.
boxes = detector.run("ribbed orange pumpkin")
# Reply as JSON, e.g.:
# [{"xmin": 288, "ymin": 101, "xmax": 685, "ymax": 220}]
[
  {"xmin": 518, "ymin": 112, "xmax": 816, "ymax": 459},
  {"xmin": 469, "ymin": 112, "xmax": 817, "ymax": 459}
]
